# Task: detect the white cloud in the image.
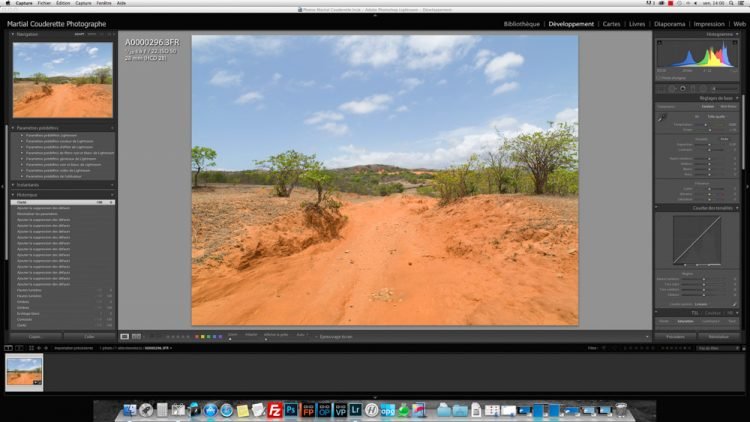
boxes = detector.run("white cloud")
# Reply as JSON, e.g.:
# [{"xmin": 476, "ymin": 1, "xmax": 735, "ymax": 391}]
[
  {"xmin": 13, "ymin": 43, "xmax": 38, "ymax": 51},
  {"xmin": 8, "ymin": 357, "xmax": 41, "ymax": 371},
  {"xmin": 339, "ymin": 94, "xmax": 392, "ymax": 114},
  {"xmin": 474, "ymin": 49, "xmax": 495, "ymax": 69},
  {"xmin": 398, "ymin": 77, "xmax": 423, "ymax": 95},
  {"xmin": 17, "ymin": 51, "xmax": 32, "ymax": 62},
  {"xmin": 193, "ymin": 35, "xmax": 284, "ymax": 55},
  {"xmin": 67, "ymin": 63, "xmax": 109, "ymax": 77},
  {"xmin": 87, "ymin": 47, "xmax": 98, "ymax": 57},
  {"xmin": 484, "ymin": 52, "xmax": 524, "ymax": 83},
  {"xmin": 43, "ymin": 57, "xmax": 65, "ymax": 68},
  {"xmin": 404, "ymin": 35, "xmax": 479, "ymax": 69},
  {"xmin": 271, "ymin": 72, "xmax": 282, "ymax": 83},
  {"xmin": 305, "ymin": 110, "xmax": 349, "ymax": 136},
  {"xmin": 396, "ymin": 105, "xmax": 409, "ymax": 112},
  {"xmin": 234, "ymin": 91, "xmax": 263, "ymax": 104},
  {"xmin": 489, "ymin": 117, "xmax": 543, "ymax": 136},
  {"xmin": 209, "ymin": 70, "xmax": 243, "ymax": 87},
  {"xmin": 334, "ymin": 35, "xmax": 403, "ymax": 67},
  {"xmin": 340, "ymin": 144, "xmax": 366, "ymax": 155},
  {"xmin": 318, "ymin": 122, "xmax": 350, "ymax": 136},
  {"xmin": 402, "ymin": 78, "xmax": 423, "ymax": 89},
  {"xmin": 492, "ymin": 81, "xmax": 520, "ymax": 95},
  {"xmin": 49, "ymin": 43, "xmax": 85, "ymax": 53},
  {"xmin": 294, "ymin": 79, "xmax": 316, "ymax": 88},
  {"xmin": 191, "ymin": 35, "xmax": 220, "ymax": 48},
  {"xmin": 328, "ymin": 115, "xmax": 543, "ymax": 169},
  {"xmin": 332, "ymin": 35, "xmax": 478, "ymax": 70},
  {"xmin": 555, "ymin": 107, "xmax": 578, "ymax": 124},
  {"xmin": 305, "ymin": 111, "xmax": 344, "ymax": 125},
  {"xmin": 490, "ymin": 116, "xmax": 521, "ymax": 129},
  {"xmin": 341, "ymin": 69, "xmax": 367, "ymax": 79},
  {"xmin": 437, "ymin": 79, "xmax": 447, "ymax": 85}
]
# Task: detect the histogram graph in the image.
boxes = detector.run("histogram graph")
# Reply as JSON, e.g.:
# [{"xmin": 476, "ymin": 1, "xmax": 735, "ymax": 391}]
[
  {"xmin": 656, "ymin": 38, "xmax": 739, "ymax": 69},
  {"xmin": 670, "ymin": 42, "xmax": 733, "ymax": 67}
]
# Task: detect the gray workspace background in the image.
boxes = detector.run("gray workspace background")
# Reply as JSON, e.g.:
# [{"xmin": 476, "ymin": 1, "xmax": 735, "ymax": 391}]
[{"xmin": 117, "ymin": 31, "xmax": 653, "ymax": 331}]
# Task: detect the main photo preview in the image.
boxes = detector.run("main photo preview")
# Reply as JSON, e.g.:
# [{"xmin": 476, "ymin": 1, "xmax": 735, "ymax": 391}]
[{"xmin": 190, "ymin": 34, "xmax": 580, "ymax": 327}]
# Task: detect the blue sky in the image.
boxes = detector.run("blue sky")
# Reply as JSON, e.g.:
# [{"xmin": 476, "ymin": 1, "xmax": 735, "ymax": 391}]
[
  {"xmin": 13, "ymin": 42, "xmax": 113, "ymax": 78},
  {"xmin": 192, "ymin": 35, "xmax": 578, "ymax": 170},
  {"xmin": 7, "ymin": 358, "xmax": 42, "ymax": 372}
]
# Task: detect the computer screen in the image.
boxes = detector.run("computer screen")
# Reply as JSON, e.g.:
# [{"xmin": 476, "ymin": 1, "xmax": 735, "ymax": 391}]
[{"xmin": 0, "ymin": 1, "xmax": 746, "ymax": 421}]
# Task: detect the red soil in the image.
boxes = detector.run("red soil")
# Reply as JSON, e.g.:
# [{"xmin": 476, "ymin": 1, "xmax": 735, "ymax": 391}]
[
  {"xmin": 192, "ymin": 190, "xmax": 578, "ymax": 326},
  {"xmin": 7, "ymin": 372, "xmax": 42, "ymax": 385},
  {"xmin": 13, "ymin": 83, "xmax": 113, "ymax": 118}
]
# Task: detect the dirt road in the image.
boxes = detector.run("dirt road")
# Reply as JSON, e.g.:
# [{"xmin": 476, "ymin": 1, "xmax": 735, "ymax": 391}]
[
  {"xmin": 7, "ymin": 372, "xmax": 42, "ymax": 385},
  {"xmin": 192, "ymin": 191, "xmax": 578, "ymax": 326},
  {"xmin": 13, "ymin": 83, "xmax": 113, "ymax": 118}
]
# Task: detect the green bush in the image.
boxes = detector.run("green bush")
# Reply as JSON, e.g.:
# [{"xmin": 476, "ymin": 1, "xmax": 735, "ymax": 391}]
[
  {"xmin": 201, "ymin": 170, "xmax": 227, "ymax": 184},
  {"xmin": 433, "ymin": 155, "xmax": 480, "ymax": 205},
  {"xmin": 300, "ymin": 162, "xmax": 336, "ymax": 206},
  {"xmin": 255, "ymin": 150, "xmax": 317, "ymax": 197},
  {"xmin": 378, "ymin": 182, "xmax": 404, "ymax": 196},
  {"xmin": 416, "ymin": 185, "xmax": 438, "ymax": 197},
  {"xmin": 545, "ymin": 168, "xmax": 579, "ymax": 195},
  {"xmin": 326, "ymin": 170, "xmax": 410, "ymax": 196}
]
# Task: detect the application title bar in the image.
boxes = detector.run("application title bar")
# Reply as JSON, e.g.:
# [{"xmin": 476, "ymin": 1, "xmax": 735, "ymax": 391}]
[{"xmin": 2, "ymin": 0, "xmax": 749, "ymax": 8}]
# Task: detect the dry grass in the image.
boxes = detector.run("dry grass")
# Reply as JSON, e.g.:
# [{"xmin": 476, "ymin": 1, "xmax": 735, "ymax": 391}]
[
  {"xmin": 524, "ymin": 195, "xmax": 578, "ymax": 223},
  {"xmin": 192, "ymin": 184, "xmax": 368, "ymax": 263},
  {"xmin": 192, "ymin": 185, "xmax": 309, "ymax": 262},
  {"xmin": 13, "ymin": 81, "xmax": 44, "ymax": 102}
]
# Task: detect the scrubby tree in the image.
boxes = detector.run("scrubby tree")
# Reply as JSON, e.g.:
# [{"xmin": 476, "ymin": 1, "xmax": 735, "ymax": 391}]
[
  {"xmin": 191, "ymin": 146, "xmax": 217, "ymax": 187},
  {"xmin": 32, "ymin": 72, "xmax": 46, "ymax": 85},
  {"xmin": 13, "ymin": 71, "xmax": 20, "ymax": 83},
  {"xmin": 434, "ymin": 154, "xmax": 480, "ymax": 205},
  {"xmin": 92, "ymin": 66, "xmax": 112, "ymax": 84},
  {"xmin": 484, "ymin": 145, "xmax": 512, "ymax": 194},
  {"xmin": 503, "ymin": 122, "xmax": 577, "ymax": 194},
  {"xmin": 255, "ymin": 150, "xmax": 316, "ymax": 197},
  {"xmin": 301, "ymin": 161, "xmax": 335, "ymax": 206}
]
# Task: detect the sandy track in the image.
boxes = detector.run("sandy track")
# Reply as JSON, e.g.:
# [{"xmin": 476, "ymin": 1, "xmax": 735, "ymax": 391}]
[
  {"xmin": 192, "ymin": 191, "xmax": 578, "ymax": 326},
  {"xmin": 13, "ymin": 83, "xmax": 113, "ymax": 118},
  {"xmin": 7, "ymin": 372, "xmax": 42, "ymax": 385}
]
